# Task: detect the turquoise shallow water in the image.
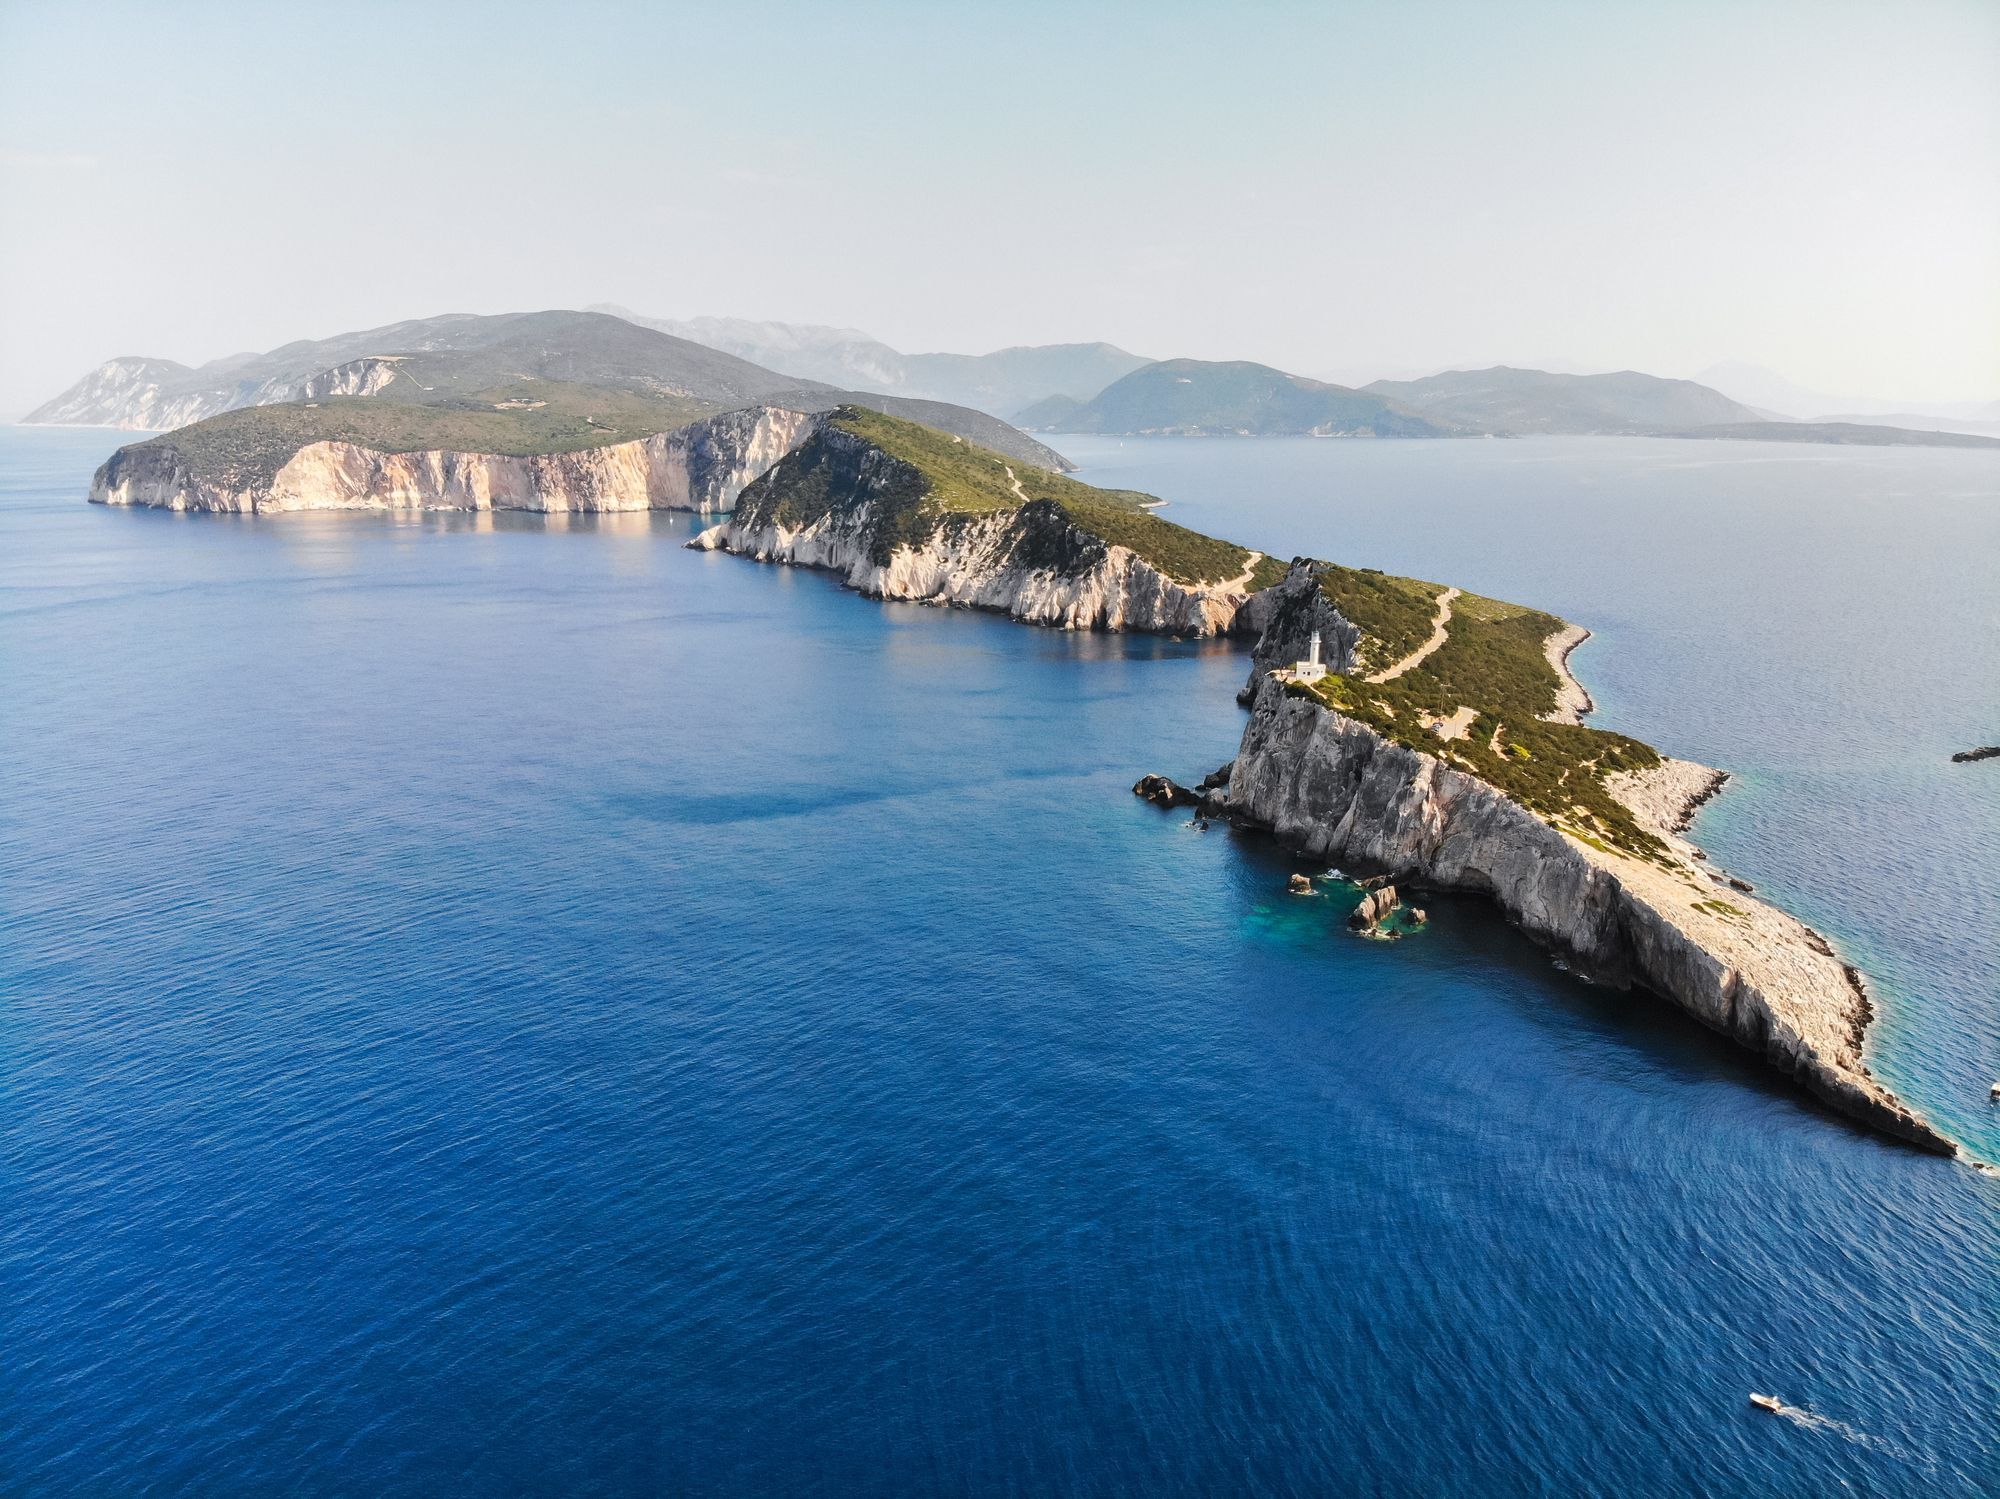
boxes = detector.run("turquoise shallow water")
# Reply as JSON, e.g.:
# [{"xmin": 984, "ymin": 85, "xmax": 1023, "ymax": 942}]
[{"xmin": 2, "ymin": 426, "xmax": 1996, "ymax": 1495}]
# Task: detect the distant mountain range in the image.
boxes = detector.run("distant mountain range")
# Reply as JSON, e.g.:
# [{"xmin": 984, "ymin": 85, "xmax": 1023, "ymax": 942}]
[
  {"xmin": 1014, "ymin": 360, "xmax": 1766, "ymax": 438},
  {"xmin": 1012, "ymin": 359, "xmax": 1999, "ymax": 446},
  {"xmin": 29, "ymin": 309, "xmax": 2000, "ymax": 454},
  {"xmin": 590, "ymin": 306, "xmax": 1151, "ymax": 419},
  {"xmin": 23, "ymin": 309, "xmax": 1072, "ymax": 471}
]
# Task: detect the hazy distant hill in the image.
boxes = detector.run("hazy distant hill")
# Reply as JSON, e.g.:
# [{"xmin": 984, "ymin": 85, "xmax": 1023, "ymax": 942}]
[
  {"xmin": 1692, "ymin": 361, "xmax": 2000, "ymax": 433},
  {"xmin": 26, "ymin": 309, "xmax": 1071, "ymax": 470},
  {"xmin": 593, "ymin": 306, "xmax": 1150, "ymax": 418},
  {"xmin": 1015, "ymin": 360, "xmax": 1456, "ymax": 437},
  {"xmin": 1657, "ymin": 420, "xmax": 2000, "ymax": 449},
  {"xmin": 1361, "ymin": 366, "xmax": 1761, "ymax": 433},
  {"xmin": 1811, "ymin": 412, "xmax": 2000, "ymax": 440}
]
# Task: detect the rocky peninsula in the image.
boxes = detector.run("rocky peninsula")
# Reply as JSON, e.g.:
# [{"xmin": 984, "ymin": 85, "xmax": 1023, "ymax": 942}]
[
  {"xmin": 1221, "ymin": 600, "xmax": 1942, "ymax": 1150},
  {"xmin": 694, "ymin": 422, "xmax": 1951, "ymax": 1152},
  {"xmin": 1194, "ymin": 560, "xmax": 1952, "ymax": 1152}
]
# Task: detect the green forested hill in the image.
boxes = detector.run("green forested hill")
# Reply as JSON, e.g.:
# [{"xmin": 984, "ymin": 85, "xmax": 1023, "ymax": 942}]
[{"xmin": 1016, "ymin": 359, "xmax": 1455, "ymax": 437}]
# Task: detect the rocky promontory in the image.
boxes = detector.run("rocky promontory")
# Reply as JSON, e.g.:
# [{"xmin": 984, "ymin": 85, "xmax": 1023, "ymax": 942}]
[
  {"xmin": 690, "ymin": 406, "xmax": 1285, "ymax": 636},
  {"xmin": 1199, "ymin": 561, "xmax": 1953, "ymax": 1154}
]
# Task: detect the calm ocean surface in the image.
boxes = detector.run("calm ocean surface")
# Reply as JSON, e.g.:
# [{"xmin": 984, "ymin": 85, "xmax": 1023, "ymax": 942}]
[{"xmin": 2, "ymin": 425, "xmax": 1995, "ymax": 1496}]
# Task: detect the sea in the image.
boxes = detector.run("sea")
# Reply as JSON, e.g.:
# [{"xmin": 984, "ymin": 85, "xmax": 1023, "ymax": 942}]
[{"xmin": 2, "ymin": 425, "xmax": 1995, "ymax": 1496}]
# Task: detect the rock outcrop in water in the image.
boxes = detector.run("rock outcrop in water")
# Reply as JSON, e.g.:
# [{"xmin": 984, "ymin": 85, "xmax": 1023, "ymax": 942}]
[
  {"xmin": 1348, "ymin": 885, "xmax": 1401, "ymax": 932},
  {"xmin": 89, "ymin": 406, "xmax": 816, "ymax": 515},
  {"xmin": 1214, "ymin": 671, "xmax": 1952, "ymax": 1153},
  {"xmin": 1133, "ymin": 774, "xmax": 1199, "ymax": 808}
]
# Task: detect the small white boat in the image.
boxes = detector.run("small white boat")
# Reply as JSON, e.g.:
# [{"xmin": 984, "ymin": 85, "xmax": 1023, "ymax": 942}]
[{"xmin": 1749, "ymin": 1393, "xmax": 1784, "ymax": 1414}]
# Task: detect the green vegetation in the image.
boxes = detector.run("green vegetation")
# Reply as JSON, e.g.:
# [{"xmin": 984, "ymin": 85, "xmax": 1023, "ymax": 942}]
[
  {"xmin": 1693, "ymin": 898, "xmax": 1749, "ymax": 921},
  {"xmin": 1248, "ymin": 554, "xmax": 1292, "ymax": 591},
  {"xmin": 752, "ymin": 407, "xmax": 1273, "ymax": 586},
  {"xmin": 1313, "ymin": 563, "xmax": 1446, "ymax": 674},
  {"xmin": 122, "ymin": 380, "xmax": 718, "ymax": 488},
  {"xmin": 1287, "ymin": 565, "xmax": 1670, "ymax": 860}
]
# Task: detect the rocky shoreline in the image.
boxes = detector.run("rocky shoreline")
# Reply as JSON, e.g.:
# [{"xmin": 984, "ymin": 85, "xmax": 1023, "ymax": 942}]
[
  {"xmin": 1544, "ymin": 624, "xmax": 1596, "ymax": 723},
  {"xmin": 1604, "ymin": 756, "xmax": 1729, "ymax": 841}
]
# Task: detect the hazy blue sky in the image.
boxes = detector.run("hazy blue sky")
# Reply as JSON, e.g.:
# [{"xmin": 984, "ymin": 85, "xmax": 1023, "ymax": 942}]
[{"xmin": 2, "ymin": 0, "xmax": 1995, "ymax": 415}]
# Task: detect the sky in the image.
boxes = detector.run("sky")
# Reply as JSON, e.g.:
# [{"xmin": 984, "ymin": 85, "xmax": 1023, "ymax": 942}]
[{"xmin": 2, "ymin": 0, "xmax": 1996, "ymax": 417}]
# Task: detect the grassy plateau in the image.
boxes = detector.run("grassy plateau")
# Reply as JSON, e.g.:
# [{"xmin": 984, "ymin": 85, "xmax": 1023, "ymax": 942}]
[{"xmin": 1286, "ymin": 565, "xmax": 1670, "ymax": 859}]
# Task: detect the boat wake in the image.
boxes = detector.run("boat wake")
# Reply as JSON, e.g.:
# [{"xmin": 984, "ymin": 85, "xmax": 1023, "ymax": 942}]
[{"xmin": 1755, "ymin": 1397, "xmax": 1935, "ymax": 1472}]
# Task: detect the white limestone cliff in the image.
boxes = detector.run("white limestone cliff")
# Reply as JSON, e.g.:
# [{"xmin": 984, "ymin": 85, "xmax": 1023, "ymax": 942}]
[
  {"xmin": 24, "ymin": 358, "xmax": 219, "ymax": 430},
  {"xmin": 88, "ymin": 406, "xmax": 817, "ymax": 515},
  {"xmin": 693, "ymin": 502, "xmax": 1251, "ymax": 636}
]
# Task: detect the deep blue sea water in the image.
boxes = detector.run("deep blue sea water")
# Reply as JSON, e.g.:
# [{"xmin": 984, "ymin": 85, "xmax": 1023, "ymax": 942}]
[{"xmin": 2, "ymin": 425, "xmax": 1995, "ymax": 1496}]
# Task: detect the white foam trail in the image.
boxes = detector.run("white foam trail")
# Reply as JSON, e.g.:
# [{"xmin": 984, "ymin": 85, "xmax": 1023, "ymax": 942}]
[{"xmin": 1765, "ymin": 1402, "xmax": 1935, "ymax": 1473}]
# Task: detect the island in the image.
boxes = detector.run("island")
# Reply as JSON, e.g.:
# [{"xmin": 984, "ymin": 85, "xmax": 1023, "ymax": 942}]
[{"xmin": 77, "ymin": 380, "xmax": 1957, "ymax": 1155}]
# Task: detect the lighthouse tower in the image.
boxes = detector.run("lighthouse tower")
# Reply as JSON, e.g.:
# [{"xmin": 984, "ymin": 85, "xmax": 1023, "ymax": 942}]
[{"xmin": 1295, "ymin": 628, "xmax": 1327, "ymax": 683}]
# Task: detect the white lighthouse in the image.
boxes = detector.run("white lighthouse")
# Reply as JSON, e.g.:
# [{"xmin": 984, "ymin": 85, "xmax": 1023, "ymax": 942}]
[{"xmin": 1294, "ymin": 628, "xmax": 1327, "ymax": 683}]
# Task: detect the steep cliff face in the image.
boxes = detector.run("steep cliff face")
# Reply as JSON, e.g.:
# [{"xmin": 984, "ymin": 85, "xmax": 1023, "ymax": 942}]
[
  {"xmin": 691, "ymin": 423, "xmax": 1259, "ymax": 636},
  {"xmin": 25, "ymin": 355, "xmax": 395, "ymax": 430},
  {"xmin": 291, "ymin": 358, "xmax": 401, "ymax": 403},
  {"xmin": 1236, "ymin": 559, "xmax": 1361, "ymax": 695},
  {"xmin": 24, "ymin": 358, "xmax": 215, "ymax": 429},
  {"xmin": 1219, "ymin": 677, "xmax": 1951, "ymax": 1153},
  {"xmin": 89, "ymin": 406, "xmax": 816, "ymax": 515}
]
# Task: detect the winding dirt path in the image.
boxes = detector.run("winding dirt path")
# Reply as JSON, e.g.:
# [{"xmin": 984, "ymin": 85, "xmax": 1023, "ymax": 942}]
[
  {"xmin": 1215, "ymin": 550, "xmax": 1265, "ymax": 593},
  {"xmin": 1367, "ymin": 586, "xmax": 1460, "ymax": 683},
  {"xmin": 1003, "ymin": 464, "xmax": 1028, "ymax": 502}
]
